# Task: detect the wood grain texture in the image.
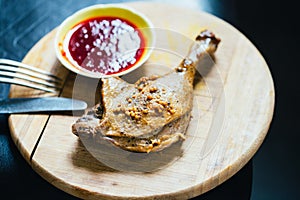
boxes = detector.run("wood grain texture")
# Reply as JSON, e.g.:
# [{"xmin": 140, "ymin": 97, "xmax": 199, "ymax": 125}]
[{"xmin": 8, "ymin": 2, "xmax": 274, "ymax": 199}]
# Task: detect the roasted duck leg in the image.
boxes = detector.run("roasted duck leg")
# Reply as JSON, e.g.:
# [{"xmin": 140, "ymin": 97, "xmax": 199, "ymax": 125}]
[{"xmin": 72, "ymin": 30, "xmax": 220, "ymax": 153}]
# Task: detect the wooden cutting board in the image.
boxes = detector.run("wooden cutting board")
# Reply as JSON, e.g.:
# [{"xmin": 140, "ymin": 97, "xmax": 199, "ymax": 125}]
[{"xmin": 8, "ymin": 2, "xmax": 274, "ymax": 199}]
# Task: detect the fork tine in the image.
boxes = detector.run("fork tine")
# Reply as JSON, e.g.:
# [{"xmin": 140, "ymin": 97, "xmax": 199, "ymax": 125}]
[
  {"xmin": 0, "ymin": 59, "xmax": 62, "ymax": 82},
  {"xmin": 0, "ymin": 77, "xmax": 59, "ymax": 93},
  {"xmin": 0, "ymin": 70, "xmax": 61, "ymax": 89},
  {"xmin": 0, "ymin": 59, "xmax": 63, "ymax": 93},
  {"xmin": 0, "ymin": 59, "xmax": 61, "ymax": 80},
  {"xmin": 0, "ymin": 65, "xmax": 62, "ymax": 84}
]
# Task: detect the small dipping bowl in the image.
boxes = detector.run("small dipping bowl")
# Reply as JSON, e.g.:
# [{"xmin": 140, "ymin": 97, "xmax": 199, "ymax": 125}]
[{"xmin": 55, "ymin": 4, "xmax": 155, "ymax": 78}]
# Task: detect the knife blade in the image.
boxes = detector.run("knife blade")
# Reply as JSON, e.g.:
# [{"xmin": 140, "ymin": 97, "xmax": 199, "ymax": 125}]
[{"xmin": 0, "ymin": 97, "xmax": 87, "ymax": 114}]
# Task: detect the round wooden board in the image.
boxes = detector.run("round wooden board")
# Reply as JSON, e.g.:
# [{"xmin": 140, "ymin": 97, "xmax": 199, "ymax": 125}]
[{"xmin": 8, "ymin": 2, "xmax": 274, "ymax": 200}]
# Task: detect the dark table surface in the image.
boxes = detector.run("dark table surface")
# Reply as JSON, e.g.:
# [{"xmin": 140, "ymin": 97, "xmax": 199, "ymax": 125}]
[{"xmin": 0, "ymin": 0, "xmax": 299, "ymax": 199}]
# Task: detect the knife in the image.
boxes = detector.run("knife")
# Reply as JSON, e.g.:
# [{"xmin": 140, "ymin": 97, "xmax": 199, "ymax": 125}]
[{"xmin": 0, "ymin": 97, "xmax": 87, "ymax": 114}]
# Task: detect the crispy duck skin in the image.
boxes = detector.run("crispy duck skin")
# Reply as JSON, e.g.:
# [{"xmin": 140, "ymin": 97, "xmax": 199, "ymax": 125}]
[{"xmin": 72, "ymin": 30, "xmax": 220, "ymax": 153}]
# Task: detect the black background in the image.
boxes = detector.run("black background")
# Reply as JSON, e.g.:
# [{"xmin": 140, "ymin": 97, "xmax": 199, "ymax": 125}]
[{"xmin": 0, "ymin": 0, "xmax": 299, "ymax": 199}]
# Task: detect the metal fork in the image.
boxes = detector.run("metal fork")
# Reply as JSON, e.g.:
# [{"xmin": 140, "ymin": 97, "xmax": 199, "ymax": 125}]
[{"xmin": 0, "ymin": 59, "xmax": 62, "ymax": 93}]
